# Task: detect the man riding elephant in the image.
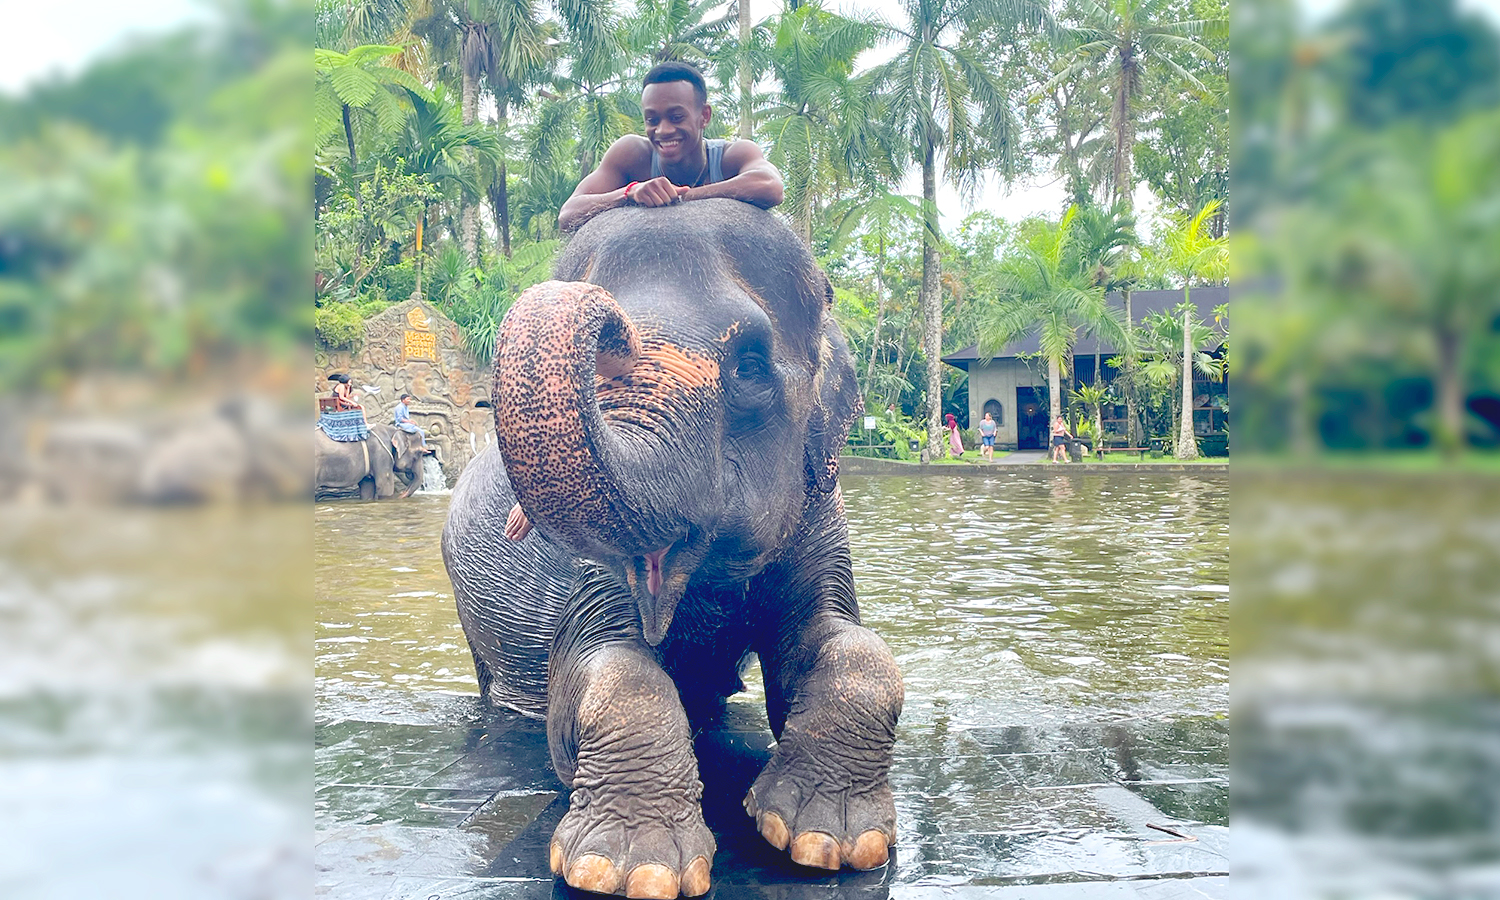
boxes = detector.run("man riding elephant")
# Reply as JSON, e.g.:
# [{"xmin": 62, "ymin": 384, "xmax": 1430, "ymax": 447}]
[
  {"xmin": 444, "ymin": 200, "xmax": 903, "ymax": 899},
  {"xmin": 557, "ymin": 62, "xmax": 783, "ymax": 233}
]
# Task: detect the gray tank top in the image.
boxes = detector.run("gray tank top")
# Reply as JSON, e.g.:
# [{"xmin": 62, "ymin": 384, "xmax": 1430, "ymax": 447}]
[{"xmin": 650, "ymin": 138, "xmax": 727, "ymax": 185}]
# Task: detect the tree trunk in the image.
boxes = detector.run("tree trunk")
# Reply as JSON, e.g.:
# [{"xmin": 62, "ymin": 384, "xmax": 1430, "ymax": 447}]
[
  {"xmin": 1175, "ymin": 296, "xmax": 1199, "ymax": 460},
  {"xmin": 460, "ymin": 70, "xmax": 480, "ymax": 265},
  {"xmin": 414, "ymin": 208, "xmax": 425, "ymax": 300},
  {"xmin": 738, "ymin": 0, "xmax": 753, "ymax": 140},
  {"xmin": 497, "ymin": 99, "xmax": 512, "ymax": 258},
  {"xmin": 1436, "ymin": 327, "xmax": 1464, "ymax": 457},
  {"xmin": 342, "ymin": 103, "xmax": 359, "ymax": 171},
  {"xmin": 865, "ymin": 235, "xmax": 888, "ymax": 390},
  {"xmin": 1048, "ymin": 355, "xmax": 1062, "ymax": 425},
  {"xmin": 1124, "ymin": 288, "xmax": 1140, "ymax": 446},
  {"xmin": 920, "ymin": 140, "xmax": 944, "ymax": 461},
  {"xmin": 1289, "ymin": 368, "xmax": 1312, "ymax": 457}
]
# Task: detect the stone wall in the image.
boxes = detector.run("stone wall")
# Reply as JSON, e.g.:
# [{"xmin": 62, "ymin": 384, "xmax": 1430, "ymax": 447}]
[{"xmin": 314, "ymin": 299, "xmax": 495, "ymax": 481}]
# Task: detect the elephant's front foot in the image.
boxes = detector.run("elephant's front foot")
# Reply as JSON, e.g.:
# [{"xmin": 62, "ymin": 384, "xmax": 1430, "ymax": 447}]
[
  {"xmin": 744, "ymin": 741, "xmax": 896, "ymax": 871},
  {"xmin": 550, "ymin": 792, "xmax": 715, "ymax": 898},
  {"xmin": 746, "ymin": 627, "xmax": 903, "ymax": 871}
]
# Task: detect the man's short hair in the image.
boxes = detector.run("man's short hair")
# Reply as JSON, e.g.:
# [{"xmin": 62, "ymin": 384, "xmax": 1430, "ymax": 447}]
[
  {"xmin": 642, "ymin": 61, "xmax": 708, "ymax": 107},
  {"xmin": 399, "ymin": 393, "xmax": 412, "ymax": 401}
]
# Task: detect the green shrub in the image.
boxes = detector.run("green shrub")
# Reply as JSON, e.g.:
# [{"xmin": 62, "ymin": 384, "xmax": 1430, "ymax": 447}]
[
  {"xmin": 315, "ymin": 302, "xmax": 364, "ymax": 350},
  {"xmin": 376, "ymin": 260, "xmax": 417, "ymax": 302}
]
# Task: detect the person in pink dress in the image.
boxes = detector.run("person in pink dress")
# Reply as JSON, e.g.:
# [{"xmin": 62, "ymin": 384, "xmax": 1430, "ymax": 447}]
[{"xmin": 945, "ymin": 413, "xmax": 964, "ymax": 458}]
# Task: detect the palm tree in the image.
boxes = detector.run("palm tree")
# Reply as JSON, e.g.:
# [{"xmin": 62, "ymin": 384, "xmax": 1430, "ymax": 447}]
[
  {"xmin": 758, "ymin": 3, "xmax": 898, "ymax": 243},
  {"xmin": 1041, "ymin": 0, "xmax": 1225, "ymax": 207},
  {"xmin": 737, "ymin": 0, "xmax": 753, "ymax": 138},
  {"xmin": 413, "ymin": 0, "xmax": 549, "ymax": 261},
  {"xmin": 622, "ymin": 0, "xmax": 738, "ymax": 66},
  {"xmin": 825, "ymin": 188, "xmax": 929, "ymax": 394},
  {"xmin": 315, "ymin": 45, "xmax": 429, "ymax": 173},
  {"xmin": 1135, "ymin": 305, "xmax": 1224, "ymax": 452},
  {"xmin": 1148, "ymin": 199, "xmax": 1227, "ymax": 459},
  {"xmin": 387, "ymin": 85, "xmax": 503, "ymax": 295},
  {"xmin": 870, "ymin": 0, "xmax": 1050, "ymax": 458},
  {"xmin": 977, "ymin": 206, "xmax": 1133, "ymax": 428}
]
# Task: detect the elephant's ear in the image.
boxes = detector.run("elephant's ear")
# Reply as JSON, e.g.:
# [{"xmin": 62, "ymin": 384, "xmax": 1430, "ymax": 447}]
[{"xmin": 804, "ymin": 311, "xmax": 863, "ymax": 495}]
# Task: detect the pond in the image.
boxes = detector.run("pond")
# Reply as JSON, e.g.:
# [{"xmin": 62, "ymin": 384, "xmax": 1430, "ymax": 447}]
[{"xmin": 315, "ymin": 470, "xmax": 1230, "ymax": 897}]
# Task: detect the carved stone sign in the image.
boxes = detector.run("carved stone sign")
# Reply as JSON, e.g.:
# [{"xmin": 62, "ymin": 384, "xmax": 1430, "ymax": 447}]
[
  {"xmin": 316, "ymin": 298, "xmax": 493, "ymax": 482},
  {"xmin": 404, "ymin": 329, "xmax": 437, "ymax": 362}
]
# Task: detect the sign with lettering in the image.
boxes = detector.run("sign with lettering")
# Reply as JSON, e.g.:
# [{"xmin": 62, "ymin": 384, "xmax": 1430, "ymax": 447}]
[{"xmin": 404, "ymin": 329, "xmax": 437, "ymax": 362}]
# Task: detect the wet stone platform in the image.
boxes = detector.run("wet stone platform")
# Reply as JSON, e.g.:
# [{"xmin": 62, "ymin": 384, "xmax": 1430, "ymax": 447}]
[{"xmin": 316, "ymin": 690, "xmax": 1227, "ymax": 900}]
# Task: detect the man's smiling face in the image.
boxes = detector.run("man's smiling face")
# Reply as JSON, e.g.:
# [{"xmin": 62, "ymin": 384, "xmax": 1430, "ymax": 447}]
[{"xmin": 642, "ymin": 80, "xmax": 710, "ymax": 167}]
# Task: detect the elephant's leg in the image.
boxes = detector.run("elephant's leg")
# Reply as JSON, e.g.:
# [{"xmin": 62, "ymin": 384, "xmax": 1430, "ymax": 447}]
[
  {"xmin": 358, "ymin": 477, "xmax": 375, "ymax": 501},
  {"xmin": 747, "ymin": 617, "xmax": 902, "ymax": 871},
  {"xmin": 547, "ymin": 592, "xmax": 714, "ymax": 898},
  {"xmin": 374, "ymin": 461, "xmax": 396, "ymax": 498}
]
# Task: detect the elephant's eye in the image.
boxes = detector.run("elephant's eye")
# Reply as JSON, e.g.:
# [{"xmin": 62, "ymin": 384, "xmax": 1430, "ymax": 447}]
[
  {"xmin": 727, "ymin": 347, "xmax": 777, "ymax": 417},
  {"xmin": 734, "ymin": 352, "xmax": 770, "ymax": 383}
]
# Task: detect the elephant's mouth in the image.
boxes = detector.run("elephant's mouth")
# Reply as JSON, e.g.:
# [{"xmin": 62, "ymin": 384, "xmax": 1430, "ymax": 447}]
[{"xmin": 627, "ymin": 530, "xmax": 711, "ymax": 646}]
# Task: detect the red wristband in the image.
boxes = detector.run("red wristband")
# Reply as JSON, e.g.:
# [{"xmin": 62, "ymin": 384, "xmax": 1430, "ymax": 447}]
[{"xmin": 623, "ymin": 181, "xmax": 639, "ymax": 202}]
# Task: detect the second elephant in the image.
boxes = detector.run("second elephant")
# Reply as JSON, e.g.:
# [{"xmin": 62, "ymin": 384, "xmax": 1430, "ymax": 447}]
[{"xmin": 315, "ymin": 423, "xmax": 427, "ymax": 500}]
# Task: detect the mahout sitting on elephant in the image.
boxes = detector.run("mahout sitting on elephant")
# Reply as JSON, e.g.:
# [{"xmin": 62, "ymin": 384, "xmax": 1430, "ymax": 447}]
[
  {"xmin": 443, "ymin": 200, "xmax": 903, "ymax": 898},
  {"xmin": 315, "ymin": 423, "xmax": 426, "ymax": 500}
]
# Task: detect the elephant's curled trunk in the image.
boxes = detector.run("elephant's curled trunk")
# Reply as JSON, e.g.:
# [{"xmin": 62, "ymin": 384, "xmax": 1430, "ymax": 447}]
[{"xmin": 493, "ymin": 281, "xmax": 663, "ymax": 558}]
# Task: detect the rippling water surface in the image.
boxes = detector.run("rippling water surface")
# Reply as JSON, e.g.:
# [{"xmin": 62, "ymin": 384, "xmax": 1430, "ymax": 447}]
[{"xmin": 316, "ymin": 471, "xmax": 1229, "ymax": 726}]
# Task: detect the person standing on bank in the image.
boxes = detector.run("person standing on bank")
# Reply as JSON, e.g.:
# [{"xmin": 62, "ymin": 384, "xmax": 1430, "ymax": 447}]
[
  {"xmin": 978, "ymin": 411, "xmax": 997, "ymax": 462},
  {"xmin": 1050, "ymin": 415, "xmax": 1074, "ymax": 463},
  {"xmin": 945, "ymin": 413, "xmax": 964, "ymax": 459},
  {"xmin": 556, "ymin": 61, "xmax": 784, "ymax": 232}
]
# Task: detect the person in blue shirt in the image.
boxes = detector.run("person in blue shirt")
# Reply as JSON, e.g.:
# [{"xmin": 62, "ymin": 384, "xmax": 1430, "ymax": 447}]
[
  {"xmin": 393, "ymin": 393, "xmax": 427, "ymax": 449},
  {"xmin": 979, "ymin": 411, "xmax": 997, "ymax": 462}
]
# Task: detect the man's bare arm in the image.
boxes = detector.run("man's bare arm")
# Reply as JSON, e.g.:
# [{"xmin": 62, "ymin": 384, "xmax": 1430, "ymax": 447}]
[
  {"xmin": 557, "ymin": 137, "xmax": 655, "ymax": 232},
  {"xmin": 681, "ymin": 140, "xmax": 784, "ymax": 208}
]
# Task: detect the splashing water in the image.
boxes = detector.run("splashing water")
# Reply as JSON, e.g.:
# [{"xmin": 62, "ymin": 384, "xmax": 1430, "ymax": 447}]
[{"xmin": 416, "ymin": 455, "xmax": 447, "ymax": 494}]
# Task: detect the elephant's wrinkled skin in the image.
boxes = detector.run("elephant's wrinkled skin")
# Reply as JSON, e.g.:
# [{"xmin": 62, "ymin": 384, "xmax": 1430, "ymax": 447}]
[
  {"xmin": 315, "ymin": 423, "xmax": 426, "ymax": 500},
  {"xmin": 444, "ymin": 201, "xmax": 903, "ymax": 898}
]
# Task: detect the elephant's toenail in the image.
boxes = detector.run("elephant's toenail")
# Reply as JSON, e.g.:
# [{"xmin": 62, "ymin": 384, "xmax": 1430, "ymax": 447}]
[
  {"xmin": 568, "ymin": 854, "xmax": 621, "ymax": 894},
  {"xmin": 624, "ymin": 863, "xmax": 678, "ymax": 899},
  {"xmin": 844, "ymin": 830, "xmax": 890, "ymax": 870},
  {"xmin": 549, "ymin": 841, "xmax": 564, "ymax": 876},
  {"xmin": 790, "ymin": 831, "xmax": 840, "ymax": 870},
  {"xmin": 760, "ymin": 812, "xmax": 790, "ymax": 850},
  {"xmin": 681, "ymin": 857, "xmax": 712, "ymax": 897}
]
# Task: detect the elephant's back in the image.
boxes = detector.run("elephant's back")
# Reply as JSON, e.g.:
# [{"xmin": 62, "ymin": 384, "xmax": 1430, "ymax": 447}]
[{"xmin": 445, "ymin": 445, "xmax": 579, "ymax": 716}]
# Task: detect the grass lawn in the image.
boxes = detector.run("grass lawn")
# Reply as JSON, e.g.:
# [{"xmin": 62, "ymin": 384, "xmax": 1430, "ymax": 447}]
[
  {"xmin": 1234, "ymin": 450, "xmax": 1500, "ymax": 474},
  {"xmin": 1087, "ymin": 453, "xmax": 1227, "ymax": 464}
]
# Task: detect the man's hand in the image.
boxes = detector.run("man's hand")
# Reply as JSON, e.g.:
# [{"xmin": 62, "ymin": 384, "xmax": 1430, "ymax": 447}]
[{"xmin": 628, "ymin": 176, "xmax": 691, "ymax": 208}]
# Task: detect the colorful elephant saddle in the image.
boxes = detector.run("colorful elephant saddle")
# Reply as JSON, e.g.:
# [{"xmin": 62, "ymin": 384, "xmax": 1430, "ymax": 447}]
[{"xmin": 318, "ymin": 409, "xmax": 369, "ymax": 442}]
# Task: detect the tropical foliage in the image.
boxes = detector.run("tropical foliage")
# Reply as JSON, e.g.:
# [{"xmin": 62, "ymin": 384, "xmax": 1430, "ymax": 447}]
[{"xmin": 301, "ymin": 0, "xmax": 1237, "ymax": 453}]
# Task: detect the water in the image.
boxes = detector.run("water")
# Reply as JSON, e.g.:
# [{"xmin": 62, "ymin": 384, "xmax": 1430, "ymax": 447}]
[
  {"xmin": 416, "ymin": 454, "xmax": 448, "ymax": 494},
  {"xmin": 1233, "ymin": 470, "xmax": 1500, "ymax": 896},
  {"xmin": 315, "ymin": 471, "xmax": 1231, "ymax": 892},
  {"xmin": 316, "ymin": 472, "xmax": 1229, "ymax": 724},
  {"xmin": 0, "ymin": 504, "xmax": 308, "ymax": 898}
]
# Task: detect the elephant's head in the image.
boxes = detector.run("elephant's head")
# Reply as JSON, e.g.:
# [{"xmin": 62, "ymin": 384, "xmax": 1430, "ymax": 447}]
[
  {"xmin": 493, "ymin": 200, "xmax": 860, "ymax": 645},
  {"xmin": 381, "ymin": 425, "xmax": 429, "ymax": 496}
]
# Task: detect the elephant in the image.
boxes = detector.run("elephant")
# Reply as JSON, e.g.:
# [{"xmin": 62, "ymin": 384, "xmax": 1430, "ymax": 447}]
[
  {"xmin": 315, "ymin": 422, "xmax": 427, "ymax": 500},
  {"xmin": 443, "ymin": 200, "xmax": 904, "ymax": 899}
]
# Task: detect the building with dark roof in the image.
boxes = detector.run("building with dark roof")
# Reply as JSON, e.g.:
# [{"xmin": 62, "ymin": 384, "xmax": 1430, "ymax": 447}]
[{"xmin": 941, "ymin": 287, "xmax": 1229, "ymax": 450}]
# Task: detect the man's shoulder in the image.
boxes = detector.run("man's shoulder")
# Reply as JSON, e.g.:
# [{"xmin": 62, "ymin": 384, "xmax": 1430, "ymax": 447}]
[{"xmin": 604, "ymin": 134, "xmax": 654, "ymax": 173}]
